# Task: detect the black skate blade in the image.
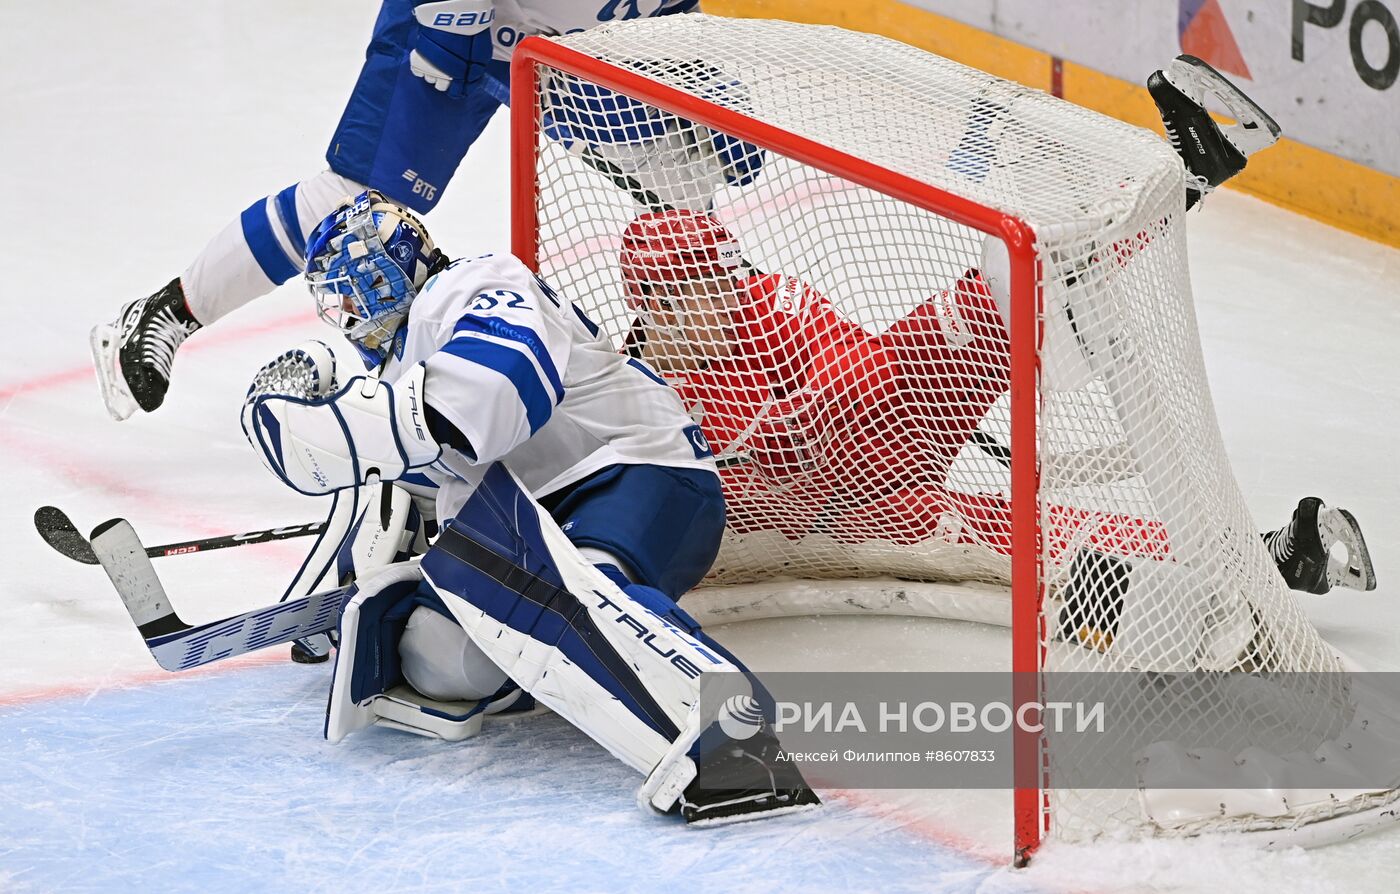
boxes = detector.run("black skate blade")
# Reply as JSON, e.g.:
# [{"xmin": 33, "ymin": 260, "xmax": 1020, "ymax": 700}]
[
  {"xmin": 1167, "ymin": 55, "xmax": 1281, "ymax": 152},
  {"xmin": 1324, "ymin": 507, "xmax": 1377, "ymax": 592},
  {"xmin": 681, "ymin": 787, "xmax": 821, "ymax": 826}
]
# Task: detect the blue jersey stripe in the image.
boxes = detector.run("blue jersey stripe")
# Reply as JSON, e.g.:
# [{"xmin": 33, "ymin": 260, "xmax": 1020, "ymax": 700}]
[
  {"xmin": 240, "ymin": 198, "xmax": 300, "ymax": 285},
  {"xmin": 452, "ymin": 315, "xmax": 566, "ymax": 403},
  {"xmin": 274, "ymin": 183, "xmax": 306, "ymax": 263},
  {"xmin": 399, "ymin": 470, "xmax": 437, "ymax": 489},
  {"xmin": 626, "ymin": 357, "xmax": 667, "ymax": 387},
  {"xmin": 532, "ymin": 274, "xmax": 563, "ymax": 308},
  {"xmin": 571, "ymin": 304, "xmax": 600, "ymax": 337},
  {"xmin": 439, "ymin": 336, "xmax": 555, "ymax": 434}
]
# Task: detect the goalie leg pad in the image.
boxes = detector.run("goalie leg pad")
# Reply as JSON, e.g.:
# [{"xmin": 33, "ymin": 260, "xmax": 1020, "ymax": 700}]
[
  {"xmin": 420, "ymin": 463, "xmax": 741, "ymax": 782},
  {"xmin": 325, "ymin": 560, "xmax": 528, "ymax": 743},
  {"xmin": 593, "ymin": 561, "xmax": 754, "ymax": 686},
  {"xmin": 422, "ymin": 464, "xmax": 818, "ymax": 821}
]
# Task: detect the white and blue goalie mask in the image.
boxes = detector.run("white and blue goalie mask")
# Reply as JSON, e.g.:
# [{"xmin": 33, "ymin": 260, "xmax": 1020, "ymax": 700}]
[{"xmin": 304, "ymin": 190, "xmax": 439, "ymax": 363}]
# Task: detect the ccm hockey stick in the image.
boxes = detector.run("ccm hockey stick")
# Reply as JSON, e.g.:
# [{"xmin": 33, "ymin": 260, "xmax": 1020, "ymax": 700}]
[
  {"xmin": 34, "ymin": 506, "xmax": 323, "ymax": 565},
  {"xmin": 89, "ymin": 517, "xmax": 348, "ymax": 671}
]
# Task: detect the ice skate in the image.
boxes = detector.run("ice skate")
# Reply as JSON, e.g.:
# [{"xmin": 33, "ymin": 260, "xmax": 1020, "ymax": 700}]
[
  {"xmin": 91, "ymin": 277, "xmax": 202, "ymax": 420},
  {"xmin": 1147, "ymin": 54, "xmax": 1281, "ymax": 208},
  {"xmin": 1264, "ymin": 496, "xmax": 1377, "ymax": 595},
  {"xmin": 677, "ymin": 716, "xmax": 821, "ymax": 825}
]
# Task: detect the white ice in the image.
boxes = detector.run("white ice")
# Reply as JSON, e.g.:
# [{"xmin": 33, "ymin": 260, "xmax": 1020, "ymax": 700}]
[{"xmin": 2, "ymin": 2, "xmax": 1399, "ymax": 892}]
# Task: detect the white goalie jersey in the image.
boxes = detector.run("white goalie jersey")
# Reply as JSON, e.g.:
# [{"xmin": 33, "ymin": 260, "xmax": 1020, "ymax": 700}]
[{"xmin": 381, "ymin": 251, "xmax": 715, "ymax": 518}]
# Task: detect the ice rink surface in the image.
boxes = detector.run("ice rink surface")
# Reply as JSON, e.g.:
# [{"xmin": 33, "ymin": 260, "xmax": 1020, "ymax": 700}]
[{"xmin": 2, "ymin": 2, "xmax": 1399, "ymax": 892}]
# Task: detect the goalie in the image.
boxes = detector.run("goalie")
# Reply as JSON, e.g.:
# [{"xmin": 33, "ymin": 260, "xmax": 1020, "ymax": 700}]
[{"xmin": 240, "ymin": 190, "xmax": 817, "ymax": 824}]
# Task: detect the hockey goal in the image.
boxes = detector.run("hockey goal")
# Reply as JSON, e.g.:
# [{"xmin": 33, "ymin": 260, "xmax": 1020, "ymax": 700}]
[{"xmin": 510, "ymin": 14, "xmax": 1400, "ymax": 862}]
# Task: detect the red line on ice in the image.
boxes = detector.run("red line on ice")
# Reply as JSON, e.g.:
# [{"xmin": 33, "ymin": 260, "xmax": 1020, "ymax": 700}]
[
  {"xmin": 0, "ymin": 650, "xmax": 292, "ymax": 708},
  {"xmin": 0, "ymin": 308, "xmax": 320, "ymax": 536},
  {"xmin": 0, "ymin": 309, "xmax": 317, "ymax": 404}
]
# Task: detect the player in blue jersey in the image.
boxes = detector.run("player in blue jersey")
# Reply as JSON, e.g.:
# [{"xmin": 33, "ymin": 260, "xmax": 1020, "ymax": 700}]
[
  {"xmin": 91, "ymin": 0, "xmax": 728, "ymax": 423},
  {"xmin": 240, "ymin": 189, "xmax": 819, "ymax": 824}
]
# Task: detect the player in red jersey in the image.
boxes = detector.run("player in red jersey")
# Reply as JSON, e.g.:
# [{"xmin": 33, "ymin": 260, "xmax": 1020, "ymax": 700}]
[
  {"xmin": 617, "ymin": 210, "xmax": 1375, "ymax": 609},
  {"xmin": 620, "ymin": 208, "xmax": 1065, "ymax": 555}
]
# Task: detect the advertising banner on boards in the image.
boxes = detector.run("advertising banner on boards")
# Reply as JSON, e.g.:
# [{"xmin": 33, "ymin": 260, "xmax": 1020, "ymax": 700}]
[{"xmin": 907, "ymin": 0, "xmax": 1400, "ymax": 178}]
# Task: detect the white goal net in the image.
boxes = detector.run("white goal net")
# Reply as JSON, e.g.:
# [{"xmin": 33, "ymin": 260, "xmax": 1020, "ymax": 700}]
[{"xmin": 511, "ymin": 13, "xmax": 1399, "ymax": 858}]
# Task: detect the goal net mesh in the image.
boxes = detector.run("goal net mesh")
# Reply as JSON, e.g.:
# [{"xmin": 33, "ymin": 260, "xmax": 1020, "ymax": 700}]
[{"xmin": 519, "ymin": 14, "xmax": 1374, "ymax": 843}]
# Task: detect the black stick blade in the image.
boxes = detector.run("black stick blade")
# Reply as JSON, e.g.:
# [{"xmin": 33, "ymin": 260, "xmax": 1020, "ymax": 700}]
[{"xmin": 34, "ymin": 506, "xmax": 98, "ymax": 564}]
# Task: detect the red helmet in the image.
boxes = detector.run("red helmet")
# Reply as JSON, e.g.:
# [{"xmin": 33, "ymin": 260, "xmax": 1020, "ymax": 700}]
[{"xmin": 619, "ymin": 210, "xmax": 742, "ymax": 301}]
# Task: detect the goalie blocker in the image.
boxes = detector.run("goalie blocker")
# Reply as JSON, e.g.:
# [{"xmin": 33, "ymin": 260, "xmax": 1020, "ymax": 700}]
[{"xmin": 327, "ymin": 462, "xmax": 820, "ymax": 824}]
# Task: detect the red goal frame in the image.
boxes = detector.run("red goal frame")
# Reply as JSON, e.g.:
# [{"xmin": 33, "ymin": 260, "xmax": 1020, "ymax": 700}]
[{"xmin": 508, "ymin": 36, "xmax": 1048, "ymax": 865}]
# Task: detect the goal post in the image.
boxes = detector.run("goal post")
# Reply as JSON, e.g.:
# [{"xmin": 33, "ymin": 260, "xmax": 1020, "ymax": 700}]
[{"xmin": 508, "ymin": 14, "xmax": 1400, "ymax": 862}]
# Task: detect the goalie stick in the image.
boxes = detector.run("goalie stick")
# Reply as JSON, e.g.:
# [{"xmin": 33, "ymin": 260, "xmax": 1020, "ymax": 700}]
[
  {"xmin": 90, "ymin": 517, "xmax": 348, "ymax": 671},
  {"xmin": 37, "ymin": 491, "xmax": 359, "ymax": 663},
  {"xmin": 34, "ymin": 506, "xmax": 323, "ymax": 565}
]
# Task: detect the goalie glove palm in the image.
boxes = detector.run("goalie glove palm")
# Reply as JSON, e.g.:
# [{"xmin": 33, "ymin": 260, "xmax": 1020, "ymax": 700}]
[
  {"xmin": 243, "ymin": 362, "xmax": 442, "ymax": 496},
  {"xmin": 246, "ymin": 339, "xmax": 339, "ymax": 402}
]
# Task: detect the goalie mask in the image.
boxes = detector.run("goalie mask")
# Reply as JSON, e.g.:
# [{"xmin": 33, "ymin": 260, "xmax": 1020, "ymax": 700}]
[{"xmin": 305, "ymin": 190, "xmax": 442, "ymax": 364}]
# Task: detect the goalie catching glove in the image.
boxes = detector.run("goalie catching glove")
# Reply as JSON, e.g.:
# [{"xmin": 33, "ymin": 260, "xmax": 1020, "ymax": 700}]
[{"xmin": 241, "ymin": 342, "xmax": 442, "ymax": 495}]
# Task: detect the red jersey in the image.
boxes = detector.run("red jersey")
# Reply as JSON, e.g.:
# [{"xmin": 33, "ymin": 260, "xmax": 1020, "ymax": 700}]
[
  {"xmin": 639, "ymin": 273, "xmax": 921, "ymax": 546},
  {"xmin": 633, "ymin": 271, "xmax": 1171, "ymax": 561},
  {"xmin": 660, "ymin": 269, "xmax": 1008, "ymax": 479}
]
